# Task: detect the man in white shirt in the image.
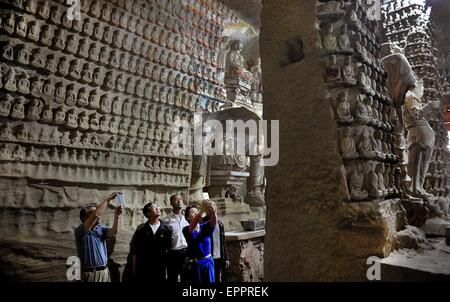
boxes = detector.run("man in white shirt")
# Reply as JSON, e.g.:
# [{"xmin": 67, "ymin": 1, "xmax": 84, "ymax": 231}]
[{"xmin": 163, "ymin": 194, "xmax": 190, "ymax": 282}]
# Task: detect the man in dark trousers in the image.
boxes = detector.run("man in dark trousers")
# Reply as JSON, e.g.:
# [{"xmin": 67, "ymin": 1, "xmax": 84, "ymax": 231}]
[
  {"xmin": 130, "ymin": 202, "xmax": 172, "ymax": 281},
  {"xmin": 202, "ymin": 201, "xmax": 229, "ymax": 282}
]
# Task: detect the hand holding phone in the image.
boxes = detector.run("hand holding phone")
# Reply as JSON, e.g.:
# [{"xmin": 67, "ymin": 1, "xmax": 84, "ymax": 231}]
[{"xmin": 116, "ymin": 192, "xmax": 124, "ymax": 206}]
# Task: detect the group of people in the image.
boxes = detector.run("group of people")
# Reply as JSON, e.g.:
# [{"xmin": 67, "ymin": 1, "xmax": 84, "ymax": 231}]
[{"xmin": 75, "ymin": 193, "xmax": 228, "ymax": 283}]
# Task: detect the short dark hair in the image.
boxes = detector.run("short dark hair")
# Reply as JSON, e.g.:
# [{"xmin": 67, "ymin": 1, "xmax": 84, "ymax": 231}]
[
  {"xmin": 184, "ymin": 205, "xmax": 197, "ymax": 222},
  {"xmin": 170, "ymin": 194, "xmax": 181, "ymax": 203},
  {"xmin": 142, "ymin": 202, "xmax": 155, "ymax": 219},
  {"xmin": 79, "ymin": 204, "xmax": 96, "ymax": 222}
]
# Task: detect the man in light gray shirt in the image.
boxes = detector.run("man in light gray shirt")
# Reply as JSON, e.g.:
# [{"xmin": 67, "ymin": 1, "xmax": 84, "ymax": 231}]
[{"xmin": 163, "ymin": 194, "xmax": 189, "ymax": 282}]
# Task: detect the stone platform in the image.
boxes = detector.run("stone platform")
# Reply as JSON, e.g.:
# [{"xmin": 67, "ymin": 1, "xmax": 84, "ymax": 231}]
[
  {"xmin": 380, "ymin": 238, "xmax": 450, "ymax": 281},
  {"xmin": 224, "ymin": 230, "xmax": 265, "ymax": 282}
]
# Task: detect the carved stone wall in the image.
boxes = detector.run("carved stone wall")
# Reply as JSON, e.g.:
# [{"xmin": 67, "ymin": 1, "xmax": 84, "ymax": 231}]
[{"xmin": 0, "ymin": 0, "xmax": 237, "ymax": 281}]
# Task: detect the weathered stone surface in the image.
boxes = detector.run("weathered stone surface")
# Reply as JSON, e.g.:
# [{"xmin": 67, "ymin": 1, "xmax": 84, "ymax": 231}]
[{"xmin": 225, "ymin": 230, "xmax": 264, "ymax": 282}]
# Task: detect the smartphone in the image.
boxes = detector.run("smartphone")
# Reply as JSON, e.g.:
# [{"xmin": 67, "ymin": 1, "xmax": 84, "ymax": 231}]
[{"xmin": 116, "ymin": 193, "xmax": 124, "ymax": 206}]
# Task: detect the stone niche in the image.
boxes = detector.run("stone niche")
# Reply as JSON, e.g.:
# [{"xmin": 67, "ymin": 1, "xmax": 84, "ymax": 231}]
[{"xmin": 261, "ymin": 0, "xmax": 407, "ymax": 281}]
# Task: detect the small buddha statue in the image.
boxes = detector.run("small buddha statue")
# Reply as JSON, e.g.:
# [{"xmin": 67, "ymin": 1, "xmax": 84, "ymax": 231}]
[
  {"xmin": 109, "ymin": 117, "xmax": 119, "ymax": 134},
  {"xmin": 342, "ymin": 56, "xmax": 356, "ymax": 83},
  {"xmin": 89, "ymin": 113, "xmax": 99, "ymax": 131},
  {"xmin": 71, "ymin": 130, "xmax": 81, "ymax": 146},
  {"xmin": 14, "ymin": 122, "xmax": 26, "ymax": 142},
  {"xmin": 10, "ymin": 97, "xmax": 25, "ymax": 120},
  {"xmin": 30, "ymin": 78, "xmax": 43, "ymax": 98},
  {"xmin": 91, "ymin": 22, "xmax": 103, "ymax": 41},
  {"xmin": 4, "ymin": 12, "xmax": 16, "ymax": 34},
  {"xmin": 40, "ymin": 25, "xmax": 53, "ymax": 46},
  {"xmin": 102, "ymin": 26, "xmax": 113, "ymax": 45},
  {"xmin": 60, "ymin": 132, "xmax": 70, "ymax": 145},
  {"xmin": 89, "ymin": 43, "xmax": 99, "ymax": 62},
  {"xmin": 26, "ymin": 98, "xmax": 40, "ymax": 120},
  {"xmin": 16, "ymin": 15, "xmax": 28, "ymax": 37},
  {"xmin": 30, "ymin": 48, "xmax": 45, "ymax": 69},
  {"xmin": 26, "ymin": 146, "xmax": 36, "ymax": 161},
  {"xmin": 37, "ymin": 0, "xmax": 50, "ymax": 19},
  {"xmin": 17, "ymin": 44, "xmax": 30, "ymax": 65},
  {"xmin": 348, "ymin": 162, "xmax": 368, "ymax": 200},
  {"xmin": 99, "ymin": 116, "xmax": 109, "ymax": 133},
  {"xmin": 103, "ymin": 71, "xmax": 115, "ymax": 91},
  {"xmin": 0, "ymin": 121, "xmax": 13, "ymax": 139},
  {"xmin": 118, "ymin": 119, "xmax": 128, "ymax": 137},
  {"xmin": 338, "ymin": 24, "xmax": 352, "ymax": 52},
  {"xmin": 27, "ymin": 21, "xmax": 40, "ymax": 41},
  {"xmin": 99, "ymin": 95, "xmax": 111, "ymax": 114},
  {"xmin": 39, "ymin": 105, "xmax": 52, "ymax": 124},
  {"xmin": 54, "ymin": 106, "xmax": 66, "ymax": 125},
  {"xmin": 355, "ymin": 95, "xmax": 369, "ymax": 124},
  {"xmin": 93, "ymin": 67, "xmax": 103, "ymax": 86},
  {"xmin": 77, "ymin": 88, "xmax": 89, "ymax": 107},
  {"xmin": 335, "ymin": 91, "xmax": 353, "ymax": 123},
  {"xmin": 77, "ymin": 38, "xmax": 89, "ymax": 59},
  {"xmin": 325, "ymin": 55, "xmax": 341, "ymax": 82},
  {"xmin": 49, "ymin": 52, "xmax": 63, "ymax": 77},
  {"xmin": 357, "ymin": 127, "xmax": 374, "ymax": 157},
  {"xmin": 137, "ymin": 124, "xmax": 147, "ymax": 139},
  {"xmin": 122, "ymin": 99, "xmax": 132, "ymax": 117},
  {"xmin": 2, "ymin": 42, "xmax": 14, "ymax": 61},
  {"xmin": 78, "ymin": 111, "xmax": 89, "ymax": 130},
  {"xmin": 57, "ymin": 57, "xmax": 69, "ymax": 76},
  {"xmin": 12, "ymin": 145, "xmax": 24, "ymax": 160},
  {"xmin": 322, "ymin": 23, "xmax": 338, "ymax": 52},
  {"xmin": 68, "ymin": 60, "xmax": 81, "ymax": 80},
  {"xmin": 17, "ymin": 72, "xmax": 30, "ymax": 95}
]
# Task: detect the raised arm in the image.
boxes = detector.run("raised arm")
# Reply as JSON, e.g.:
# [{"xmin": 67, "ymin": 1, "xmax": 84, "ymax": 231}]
[
  {"xmin": 83, "ymin": 192, "xmax": 118, "ymax": 231},
  {"xmin": 188, "ymin": 205, "xmax": 206, "ymax": 233},
  {"xmin": 107, "ymin": 206, "xmax": 122, "ymax": 238}
]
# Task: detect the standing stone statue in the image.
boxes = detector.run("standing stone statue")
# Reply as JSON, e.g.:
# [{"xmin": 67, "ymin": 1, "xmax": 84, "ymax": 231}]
[
  {"xmin": 225, "ymin": 40, "xmax": 253, "ymax": 83},
  {"xmin": 381, "ymin": 43, "xmax": 440, "ymax": 198},
  {"xmin": 403, "ymin": 80, "xmax": 440, "ymax": 197},
  {"xmin": 217, "ymin": 36, "xmax": 229, "ymax": 72}
]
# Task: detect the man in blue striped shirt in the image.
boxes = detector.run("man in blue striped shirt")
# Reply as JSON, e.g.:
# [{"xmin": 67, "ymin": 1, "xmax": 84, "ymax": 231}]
[{"xmin": 75, "ymin": 192, "xmax": 122, "ymax": 282}]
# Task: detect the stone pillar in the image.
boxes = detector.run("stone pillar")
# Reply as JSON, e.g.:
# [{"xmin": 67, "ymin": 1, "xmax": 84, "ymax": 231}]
[{"xmin": 260, "ymin": 0, "xmax": 406, "ymax": 281}]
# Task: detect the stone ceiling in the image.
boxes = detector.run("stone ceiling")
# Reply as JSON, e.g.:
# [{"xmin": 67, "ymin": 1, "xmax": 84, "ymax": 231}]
[{"xmin": 222, "ymin": 0, "xmax": 262, "ymax": 29}]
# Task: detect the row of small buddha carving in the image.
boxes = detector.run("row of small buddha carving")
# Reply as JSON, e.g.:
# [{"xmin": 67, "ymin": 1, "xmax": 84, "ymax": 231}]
[
  {"xmin": 339, "ymin": 125, "xmax": 397, "ymax": 162},
  {"xmin": 1, "ymin": 12, "xmax": 221, "ymax": 71},
  {"xmin": 325, "ymin": 56, "xmax": 391, "ymax": 104},
  {"xmin": 0, "ymin": 123, "xmax": 191, "ymax": 160},
  {"xmin": 325, "ymin": 51, "xmax": 386, "ymax": 85},
  {"xmin": 0, "ymin": 69, "xmax": 217, "ymax": 117},
  {"xmin": 2, "ymin": 15, "xmax": 220, "ymax": 77},
  {"xmin": 321, "ymin": 22, "xmax": 380, "ymax": 62},
  {"xmin": 318, "ymin": 1, "xmax": 380, "ymax": 44},
  {"xmin": 333, "ymin": 91, "xmax": 395, "ymax": 132},
  {"xmin": 384, "ymin": 18, "xmax": 422, "ymax": 33},
  {"xmin": 0, "ymin": 106, "xmax": 192, "ymax": 142},
  {"xmin": 77, "ymin": 0, "xmax": 233, "ymax": 34},
  {"xmin": 382, "ymin": 0, "xmax": 425, "ymax": 16},
  {"xmin": 0, "ymin": 145, "xmax": 191, "ymax": 185},
  {"xmin": 8, "ymin": 0, "xmax": 226, "ymax": 51},
  {"xmin": 383, "ymin": 5, "xmax": 424, "ymax": 25},
  {"xmin": 2, "ymin": 19, "xmax": 222, "ymax": 86},
  {"xmin": 346, "ymin": 2, "xmax": 381, "ymax": 45},
  {"xmin": 0, "ymin": 141, "xmax": 191, "ymax": 173},
  {"xmin": 346, "ymin": 160, "xmax": 399, "ymax": 201},
  {"xmin": 0, "ymin": 61, "xmax": 221, "ymax": 109}
]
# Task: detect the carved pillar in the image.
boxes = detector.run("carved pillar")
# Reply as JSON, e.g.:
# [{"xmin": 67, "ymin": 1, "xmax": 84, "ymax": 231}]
[{"xmin": 261, "ymin": 0, "xmax": 406, "ymax": 281}]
